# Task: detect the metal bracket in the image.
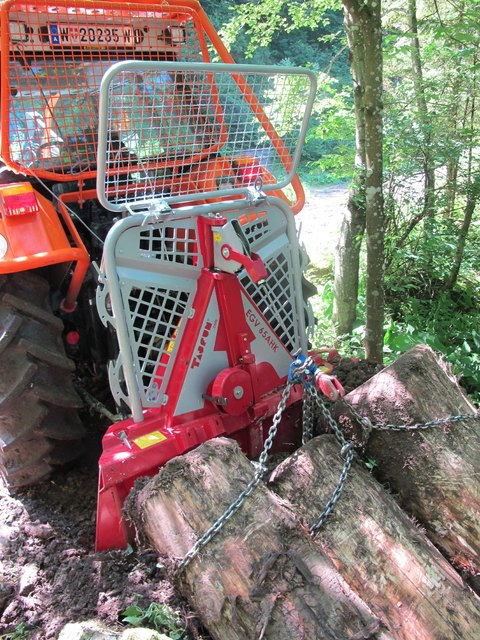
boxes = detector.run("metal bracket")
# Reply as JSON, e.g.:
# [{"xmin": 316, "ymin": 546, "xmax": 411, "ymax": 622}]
[
  {"xmin": 124, "ymin": 199, "xmax": 173, "ymax": 222},
  {"xmin": 203, "ymin": 393, "xmax": 228, "ymax": 406},
  {"xmin": 245, "ymin": 180, "xmax": 267, "ymax": 206}
]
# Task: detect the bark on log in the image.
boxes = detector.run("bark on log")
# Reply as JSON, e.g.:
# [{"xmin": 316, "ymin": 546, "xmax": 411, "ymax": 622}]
[
  {"xmin": 127, "ymin": 437, "xmax": 390, "ymax": 640},
  {"xmin": 332, "ymin": 344, "xmax": 480, "ymax": 576},
  {"xmin": 270, "ymin": 434, "xmax": 480, "ymax": 639}
]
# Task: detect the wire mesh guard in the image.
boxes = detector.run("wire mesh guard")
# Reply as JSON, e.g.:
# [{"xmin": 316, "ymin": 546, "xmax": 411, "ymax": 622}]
[
  {"xmin": 3, "ymin": 1, "xmax": 205, "ymax": 179},
  {"xmin": 97, "ymin": 214, "xmax": 202, "ymax": 410},
  {"xmin": 97, "ymin": 62, "xmax": 316, "ymax": 209},
  {"xmin": 240, "ymin": 253, "xmax": 297, "ymax": 353},
  {"xmin": 98, "ymin": 200, "xmax": 305, "ymax": 414}
]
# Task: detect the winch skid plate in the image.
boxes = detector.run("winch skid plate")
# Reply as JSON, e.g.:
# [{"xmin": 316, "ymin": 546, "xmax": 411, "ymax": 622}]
[{"xmin": 94, "ymin": 61, "xmax": 317, "ymax": 550}]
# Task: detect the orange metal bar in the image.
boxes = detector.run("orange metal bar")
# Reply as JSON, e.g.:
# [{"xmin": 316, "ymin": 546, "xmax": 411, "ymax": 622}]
[
  {"xmin": 0, "ymin": 185, "xmax": 90, "ymax": 310},
  {"xmin": 56, "ymin": 190, "xmax": 94, "ymax": 311}
]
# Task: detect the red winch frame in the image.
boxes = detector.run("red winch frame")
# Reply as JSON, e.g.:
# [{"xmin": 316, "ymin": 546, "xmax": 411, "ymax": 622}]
[{"xmin": 95, "ymin": 211, "xmax": 313, "ymax": 551}]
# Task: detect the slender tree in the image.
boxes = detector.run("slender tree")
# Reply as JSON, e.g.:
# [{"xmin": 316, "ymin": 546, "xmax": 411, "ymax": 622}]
[
  {"xmin": 409, "ymin": 0, "xmax": 435, "ymax": 223},
  {"xmin": 332, "ymin": 5, "xmax": 366, "ymax": 336},
  {"xmin": 340, "ymin": 0, "xmax": 384, "ymax": 361}
]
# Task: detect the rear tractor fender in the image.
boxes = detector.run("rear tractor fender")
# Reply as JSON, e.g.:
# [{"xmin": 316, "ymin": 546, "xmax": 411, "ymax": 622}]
[{"xmin": 0, "ymin": 183, "xmax": 90, "ymax": 311}]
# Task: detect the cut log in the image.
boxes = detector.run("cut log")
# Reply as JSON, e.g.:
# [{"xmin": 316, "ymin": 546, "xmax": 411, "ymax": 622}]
[
  {"xmin": 270, "ymin": 434, "xmax": 480, "ymax": 639},
  {"xmin": 332, "ymin": 344, "xmax": 480, "ymax": 576},
  {"xmin": 127, "ymin": 437, "xmax": 391, "ymax": 640}
]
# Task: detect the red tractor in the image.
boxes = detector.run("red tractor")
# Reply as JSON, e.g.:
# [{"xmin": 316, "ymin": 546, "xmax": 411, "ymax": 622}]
[{"xmin": 0, "ymin": 0, "xmax": 322, "ymax": 550}]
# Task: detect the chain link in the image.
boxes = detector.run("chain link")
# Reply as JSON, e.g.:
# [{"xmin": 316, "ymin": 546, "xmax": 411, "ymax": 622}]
[
  {"xmin": 302, "ymin": 390, "xmax": 315, "ymax": 445},
  {"xmin": 304, "ymin": 385, "xmax": 356, "ymax": 534},
  {"xmin": 307, "ymin": 385, "xmax": 349, "ymax": 448},
  {"xmin": 309, "ymin": 444, "xmax": 354, "ymax": 535},
  {"xmin": 342, "ymin": 401, "xmax": 479, "ymax": 444}
]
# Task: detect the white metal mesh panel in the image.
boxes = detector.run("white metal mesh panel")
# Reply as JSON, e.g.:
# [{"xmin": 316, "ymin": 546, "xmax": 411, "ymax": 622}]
[
  {"xmin": 127, "ymin": 285, "xmax": 190, "ymax": 402},
  {"xmin": 239, "ymin": 252, "xmax": 297, "ymax": 352},
  {"xmin": 3, "ymin": 1, "xmax": 204, "ymax": 179},
  {"xmin": 98, "ymin": 213, "xmax": 201, "ymax": 413},
  {"xmin": 138, "ymin": 224, "xmax": 199, "ymax": 266},
  {"xmin": 97, "ymin": 62, "xmax": 316, "ymax": 210},
  {"xmin": 99, "ymin": 199, "xmax": 306, "ymax": 416}
]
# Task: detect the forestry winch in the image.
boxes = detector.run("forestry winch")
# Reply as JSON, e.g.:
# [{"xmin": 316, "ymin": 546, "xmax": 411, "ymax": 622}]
[
  {"xmin": 0, "ymin": 0, "xmax": 344, "ymax": 553},
  {"xmin": 92, "ymin": 59, "xmax": 334, "ymax": 550}
]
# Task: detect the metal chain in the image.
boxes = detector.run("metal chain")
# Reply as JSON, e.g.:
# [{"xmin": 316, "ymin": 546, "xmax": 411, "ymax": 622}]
[
  {"xmin": 342, "ymin": 401, "xmax": 479, "ymax": 443},
  {"xmin": 306, "ymin": 390, "xmax": 479, "ymax": 533},
  {"xmin": 307, "ymin": 385, "xmax": 350, "ymax": 448},
  {"xmin": 309, "ymin": 443, "xmax": 354, "ymax": 535},
  {"xmin": 177, "ymin": 380, "xmax": 295, "ymax": 572},
  {"xmin": 302, "ymin": 390, "xmax": 315, "ymax": 445},
  {"xmin": 304, "ymin": 385, "xmax": 356, "ymax": 535},
  {"xmin": 177, "ymin": 357, "xmax": 480, "ymax": 571},
  {"xmin": 75, "ymin": 385, "xmax": 122, "ymax": 423}
]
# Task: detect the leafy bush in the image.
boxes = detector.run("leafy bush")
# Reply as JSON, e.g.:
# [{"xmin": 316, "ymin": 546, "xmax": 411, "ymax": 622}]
[
  {"xmin": 121, "ymin": 602, "xmax": 185, "ymax": 639},
  {"xmin": 0, "ymin": 623, "xmax": 32, "ymax": 639},
  {"xmin": 383, "ymin": 291, "xmax": 480, "ymax": 404},
  {"xmin": 307, "ymin": 267, "xmax": 480, "ymax": 405}
]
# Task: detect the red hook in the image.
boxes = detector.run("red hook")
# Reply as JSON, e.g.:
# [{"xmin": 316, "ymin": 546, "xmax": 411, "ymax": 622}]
[{"xmin": 315, "ymin": 371, "xmax": 345, "ymax": 402}]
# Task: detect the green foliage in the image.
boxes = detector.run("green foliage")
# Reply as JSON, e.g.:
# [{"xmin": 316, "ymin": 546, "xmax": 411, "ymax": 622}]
[
  {"xmin": 303, "ymin": 78, "xmax": 355, "ymax": 182},
  {"xmin": 0, "ymin": 623, "xmax": 32, "ymax": 640},
  {"xmin": 364, "ymin": 457, "xmax": 378, "ymax": 471},
  {"xmin": 382, "ymin": 286, "xmax": 480, "ymax": 404},
  {"xmin": 308, "ymin": 272, "xmax": 367, "ymax": 358},
  {"xmin": 384, "ymin": 208, "xmax": 480, "ymax": 403},
  {"xmin": 219, "ymin": 1, "xmax": 338, "ymax": 61},
  {"xmin": 121, "ymin": 602, "xmax": 185, "ymax": 639}
]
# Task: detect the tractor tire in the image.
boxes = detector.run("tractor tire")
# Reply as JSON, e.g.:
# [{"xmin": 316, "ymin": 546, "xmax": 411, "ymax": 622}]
[{"xmin": 0, "ymin": 271, "xmax": 86, "ymax": 488}]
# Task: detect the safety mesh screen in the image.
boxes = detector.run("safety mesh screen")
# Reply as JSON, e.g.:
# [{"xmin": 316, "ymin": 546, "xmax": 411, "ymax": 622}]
[
  {"xmin": 127, "ymin": 285, "xmax": 191, "ymax": 403},
  {"xmin": 4, "ymin": 1, "xmax": 204, "ymax": 179},
  {"xmin": 238, "ymin": 211, "xmax": 271, "ymax": 245},
  {"xmin": 138, "ymin": 225, "xmax": 199, "ymax": 266},
  {"xmin": 240, "ymin": 252, "xmax": 296, "ymax": 352},
  {"xmin": 99, "ymin": 63, "xmax": 314, "ymax": 209}
]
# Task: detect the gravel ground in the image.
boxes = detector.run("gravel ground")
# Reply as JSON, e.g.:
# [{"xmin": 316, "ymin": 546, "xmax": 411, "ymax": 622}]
[{"xmin": 296, "ymin": 184, "xmax": 347, "ymax": 268}]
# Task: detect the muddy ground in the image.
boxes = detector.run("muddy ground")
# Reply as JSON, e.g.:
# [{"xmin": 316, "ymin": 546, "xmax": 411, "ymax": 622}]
[
  {"xmin": 0, "ymin": 357, "xmax": 381, "ymax": 640},
  {"xmin": 0, "ymin": 415, "xmax": 208, "ymax": 640}
]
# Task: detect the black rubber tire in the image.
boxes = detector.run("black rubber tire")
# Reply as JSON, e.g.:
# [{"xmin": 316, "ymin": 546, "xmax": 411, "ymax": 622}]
[{"xmin": 0, "ymin": 271, "xmax": 86, "ymax": 488}]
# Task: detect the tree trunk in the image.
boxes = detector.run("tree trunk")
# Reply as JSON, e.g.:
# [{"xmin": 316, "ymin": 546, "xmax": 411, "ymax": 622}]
[
  {"xmin": 332, "ymin": 344, "xmax": 480, "ymax": 578},
  {"xmin": 362, "ymin": 0, "xmax": 384, "ymax": 362},
  {"xmin": 333, "ymin": 6, "xmax": 367, "ymax": 335},
  {"xmin": 408, "ymin": 0, "xmax": 436, "ymax": 226},
  {"xmin": 342, "ymin": 0, "xmax": 385, "ymax": 362},
  {"xmin": 445, "ymin": 174, "xmax": 480, "ymax": 289},
  {"xmin": 270, "ymin": 434, "xmax": 480, "ymax": 639},
  {"xmin": 126, "ymin": 438, "xmax": 389, "ymax": 640}
]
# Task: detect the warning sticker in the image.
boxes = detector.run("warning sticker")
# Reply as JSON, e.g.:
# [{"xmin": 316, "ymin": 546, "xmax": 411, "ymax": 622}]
[{"xmin": 133, "ymin": 431, "xmax": 168, "ymax": 450}]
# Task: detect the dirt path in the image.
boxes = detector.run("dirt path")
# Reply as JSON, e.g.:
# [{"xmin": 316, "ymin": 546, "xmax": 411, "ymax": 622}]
[{"xmin": 296, "ymin": 184, "xmax": 348, "ymax": 268}]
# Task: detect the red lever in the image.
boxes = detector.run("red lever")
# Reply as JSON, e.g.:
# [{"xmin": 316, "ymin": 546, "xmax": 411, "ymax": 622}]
[
  {"xmin": 221, "ymin": 244, "xmax": 268, "ymax": 284},
  {"xmin": 315, "ymin": 371, "xmax": 345, "ymax": 401}
]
